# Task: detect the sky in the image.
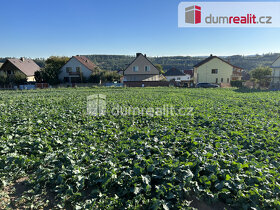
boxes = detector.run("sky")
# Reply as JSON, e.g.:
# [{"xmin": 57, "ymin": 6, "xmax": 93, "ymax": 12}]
[{"xmin": 0, "ymin": 0, "xmax": 280, "ymax": 58}]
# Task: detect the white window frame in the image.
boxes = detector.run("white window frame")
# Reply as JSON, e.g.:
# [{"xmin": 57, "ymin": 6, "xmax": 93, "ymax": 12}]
[
  {"xmin": 211, "ymin": 69, "xmax": 218, "ymax": 74},
  {"xmin": 133, "ymin": 66, "xmax": 139, "ymax": 72},
  {"xmin": 145, "ymin": 65, "xmax": 150, "ymax": 72}
]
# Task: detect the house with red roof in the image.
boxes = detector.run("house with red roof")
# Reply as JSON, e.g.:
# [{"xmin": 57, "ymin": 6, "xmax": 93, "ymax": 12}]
[
  {"xmin": 59, "ymin": 55, "xmax": 97, "ymax": 83},
  {"xmin": 0, "ymin": 57, "xmax": 40, "ymax": 82}
]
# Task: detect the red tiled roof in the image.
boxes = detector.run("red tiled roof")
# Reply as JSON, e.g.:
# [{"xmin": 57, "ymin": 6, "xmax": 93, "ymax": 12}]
[
  {"xmin": 8, "ymin": 58, "xmax": 40, "ymax": 76},
  {"xmin": 74, "ymin": 55, "xmax": 96, "ymax": 71}
]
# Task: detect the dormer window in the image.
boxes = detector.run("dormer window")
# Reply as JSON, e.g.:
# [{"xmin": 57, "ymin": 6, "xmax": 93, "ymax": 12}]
[{"xmin": 145, "ymin": 66, "xmax": 150, "ymax": 72}]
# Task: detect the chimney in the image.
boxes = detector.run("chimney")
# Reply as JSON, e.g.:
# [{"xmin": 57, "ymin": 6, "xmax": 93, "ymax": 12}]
[
  {"xmin": 144, "ymin": 54, "xmax": 146, "ymax": 57},
  {"xmin": 136, "ymin": 53, "xmax": 142, "ymax": 57},
  {"xmin": 20, "ymin": 57, "xmax": 25, "ymax": 62},
  {"xmin": 210, "ymin": 54, "xmax": 213, "ymax": 57}
]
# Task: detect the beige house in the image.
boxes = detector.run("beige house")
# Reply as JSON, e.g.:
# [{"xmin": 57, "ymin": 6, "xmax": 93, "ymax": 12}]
[
  {"xmin": 193, "ymin": 55, "xmax": 242, "ymax": 84},
  {"xmin": 122, "ymin": 53, "xmax": 161, "ymax": 82},
  {"xmin": 0, "ymin": 58, "xmax": 40, "ymax": 82},
  {"xmin": 270, "ymin": 56, "xmax": 280, "ymax": 89}
]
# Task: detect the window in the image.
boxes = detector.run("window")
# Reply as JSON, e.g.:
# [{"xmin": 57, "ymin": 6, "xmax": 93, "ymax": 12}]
[
  {"xmin": 145, "ymin": 66, "xmax": 150, "ymax": 72},
  {"xmin": 216, "ymin": 78, "xmax": 218, "ymax": 83},
  {"xmin": 177, "ymin": 77, "xmax": 181, "ymax": 80},
  {"xmin": 227, "ymin": 78, "xmax": 229, "ymax": 83},
  {"xmin": 211, "ymin": 69, "xmax": 218, "ymax": 74},
  {"xmin": 221, "ymin": 78, "xmax": 224, "ymax": 83},
  {"xmin": 66, "ymin": 67, "xmax": 72, "ymax": 73},
  {"xmin": 7, "ymin": 70, "xmax": 11, "ymax": 75},
  {"xmin": 133, "ymin": 66, "xmax": 139, "ymax": 72},
  {"xmin": 76, "ymin": 67, "xmax": 81, "ymax": 73}
]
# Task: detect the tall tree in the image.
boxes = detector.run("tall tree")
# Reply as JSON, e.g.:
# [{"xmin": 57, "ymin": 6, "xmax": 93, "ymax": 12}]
[
  {"xmin": 250, "ymin": 66, "xmax": 272, "ymax": 87},
  {"xmin": 39, "ymin": 56, "xmax": 69, "ymax": 85}
]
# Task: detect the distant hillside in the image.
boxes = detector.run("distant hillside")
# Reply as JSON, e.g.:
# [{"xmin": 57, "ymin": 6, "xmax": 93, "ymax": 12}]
[
  {"xmin": 0, "ymin": 53, "xmax": 279, "ymax": 72},
  {"xmin": 84, "ymin": 53, "xmax": 280, "ymax": 72}
]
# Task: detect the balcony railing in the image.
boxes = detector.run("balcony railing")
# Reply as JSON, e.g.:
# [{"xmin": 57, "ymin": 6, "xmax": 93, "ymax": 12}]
[{"xmin": 69, "ymin": 72, "xmax": 80, "ymax": 75}]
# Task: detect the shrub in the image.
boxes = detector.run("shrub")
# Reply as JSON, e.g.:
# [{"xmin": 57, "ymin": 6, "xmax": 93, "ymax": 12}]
[{"xmin": 230, "ymin": 80, "xmax": 244, "ymax": 87}]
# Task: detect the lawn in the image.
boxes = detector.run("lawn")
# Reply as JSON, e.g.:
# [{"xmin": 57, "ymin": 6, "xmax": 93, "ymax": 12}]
[{"xmin": 0, "ymin": 87, "xmax": 280, "ymax": 209}]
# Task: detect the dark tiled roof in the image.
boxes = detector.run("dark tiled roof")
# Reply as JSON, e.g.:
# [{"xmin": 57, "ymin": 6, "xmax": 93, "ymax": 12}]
[
  {"xmin": 183, "ymin": 70, "xmax": 193, "ymax": 77},
  {"xmin": 164, "ymin": 68, "xmax": 185, "ymax": 76},
  {"xmin": 194, "ymin": 55, "xmax": 242, "ymax": 69},
  {"xmin": 74, "ymin": 55, "xmax": 96, "ymax": 71},
  {"xmin": 8, "ymin": 58, "xmax": 40, "ymax": 76}
]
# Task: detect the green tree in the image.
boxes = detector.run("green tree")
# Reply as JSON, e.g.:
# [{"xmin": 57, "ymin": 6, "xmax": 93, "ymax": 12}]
[
  {"xmin": 250, "ymin": 66, "xmax": 272, "ymax": 88},
  {"xmin": 0, "ymin": 71, "xmax": 7, "ymax": 86},
  {"xmin": 155, "ymin": 64, "xmax": 164, "ymax": 74},
  {"xmin": 34, "ymin": 70, "xmax": 44, "ymax": 83},
  {"xmin": 101, "ymin": 71, "xmax": 120, "ymax": 83},
  {"xmin": 88, "ymin": 67, "xmax": 120, "ymax": 83},
  {"xmin": 40, "ymin": 56, "xmax": 69, "ymax": 85}
]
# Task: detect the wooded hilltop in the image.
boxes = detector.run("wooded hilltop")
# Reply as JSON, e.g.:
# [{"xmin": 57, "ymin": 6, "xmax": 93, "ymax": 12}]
[{"xmin": 0, "ymin": 53, "xmax": 279, "ymax": 72}]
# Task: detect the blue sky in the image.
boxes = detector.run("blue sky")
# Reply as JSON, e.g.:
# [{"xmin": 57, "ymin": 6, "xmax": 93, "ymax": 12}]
[{"xmin": 0, "ymin": 0, "xmax": 279, "ymax": 58}]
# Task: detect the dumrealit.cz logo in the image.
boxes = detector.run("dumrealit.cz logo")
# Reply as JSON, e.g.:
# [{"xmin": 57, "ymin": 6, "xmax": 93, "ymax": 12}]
[
  {"xmin": 178, "ymin": 2, "xmax": 280, "ymax": 27},
  {"xmin": 185, "ymin": 5, "xmax": 201, "ymax": 24}
]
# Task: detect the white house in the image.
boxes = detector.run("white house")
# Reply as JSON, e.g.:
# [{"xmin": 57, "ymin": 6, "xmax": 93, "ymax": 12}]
[
  {"xmin": 59, "ymin": 55, "xmax": 97, "ymax": 83},
  {"xmin": 164, "ymin": 68, "xmax": 191, "ymax": 82},
  {"xmin": 270, "ymin": 56, "xmax": 280, "ymax": 89}
]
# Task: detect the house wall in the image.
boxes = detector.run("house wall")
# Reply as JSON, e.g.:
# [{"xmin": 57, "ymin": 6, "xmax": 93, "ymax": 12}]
[
  {"xmin": 165, "ymin": 74, "xmax": 190, "ymax": 81},
  {"xmin": 59, "ymin": 57, "xmax": 93, "ymax": 82},
  {"xmin": 270, "ymin": 67, "xmax": 280, "ymax": 88},
  {"xmin": 27, "ymin": 76, "xmax": 35, "ymax": 82},
  {"xmin": 270, "ymin": 57, "xmax": 280, "ymax": 88},
  {"xmin": 194, "ymin": 58, "xmax": 233, "ymax": 84},
  {"xmin": 123, "ymin": 75, "xmax": 160, "ymax": 82},
  {"xmin": 272, "ymin": 57, "xmax": 280, "ymax": 67}
]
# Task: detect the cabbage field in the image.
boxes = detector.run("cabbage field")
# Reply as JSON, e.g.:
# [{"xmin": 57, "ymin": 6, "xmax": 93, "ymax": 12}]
[{"xmin": 0, "ymin": 87, "xmax": 280, "ymax": 209}]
